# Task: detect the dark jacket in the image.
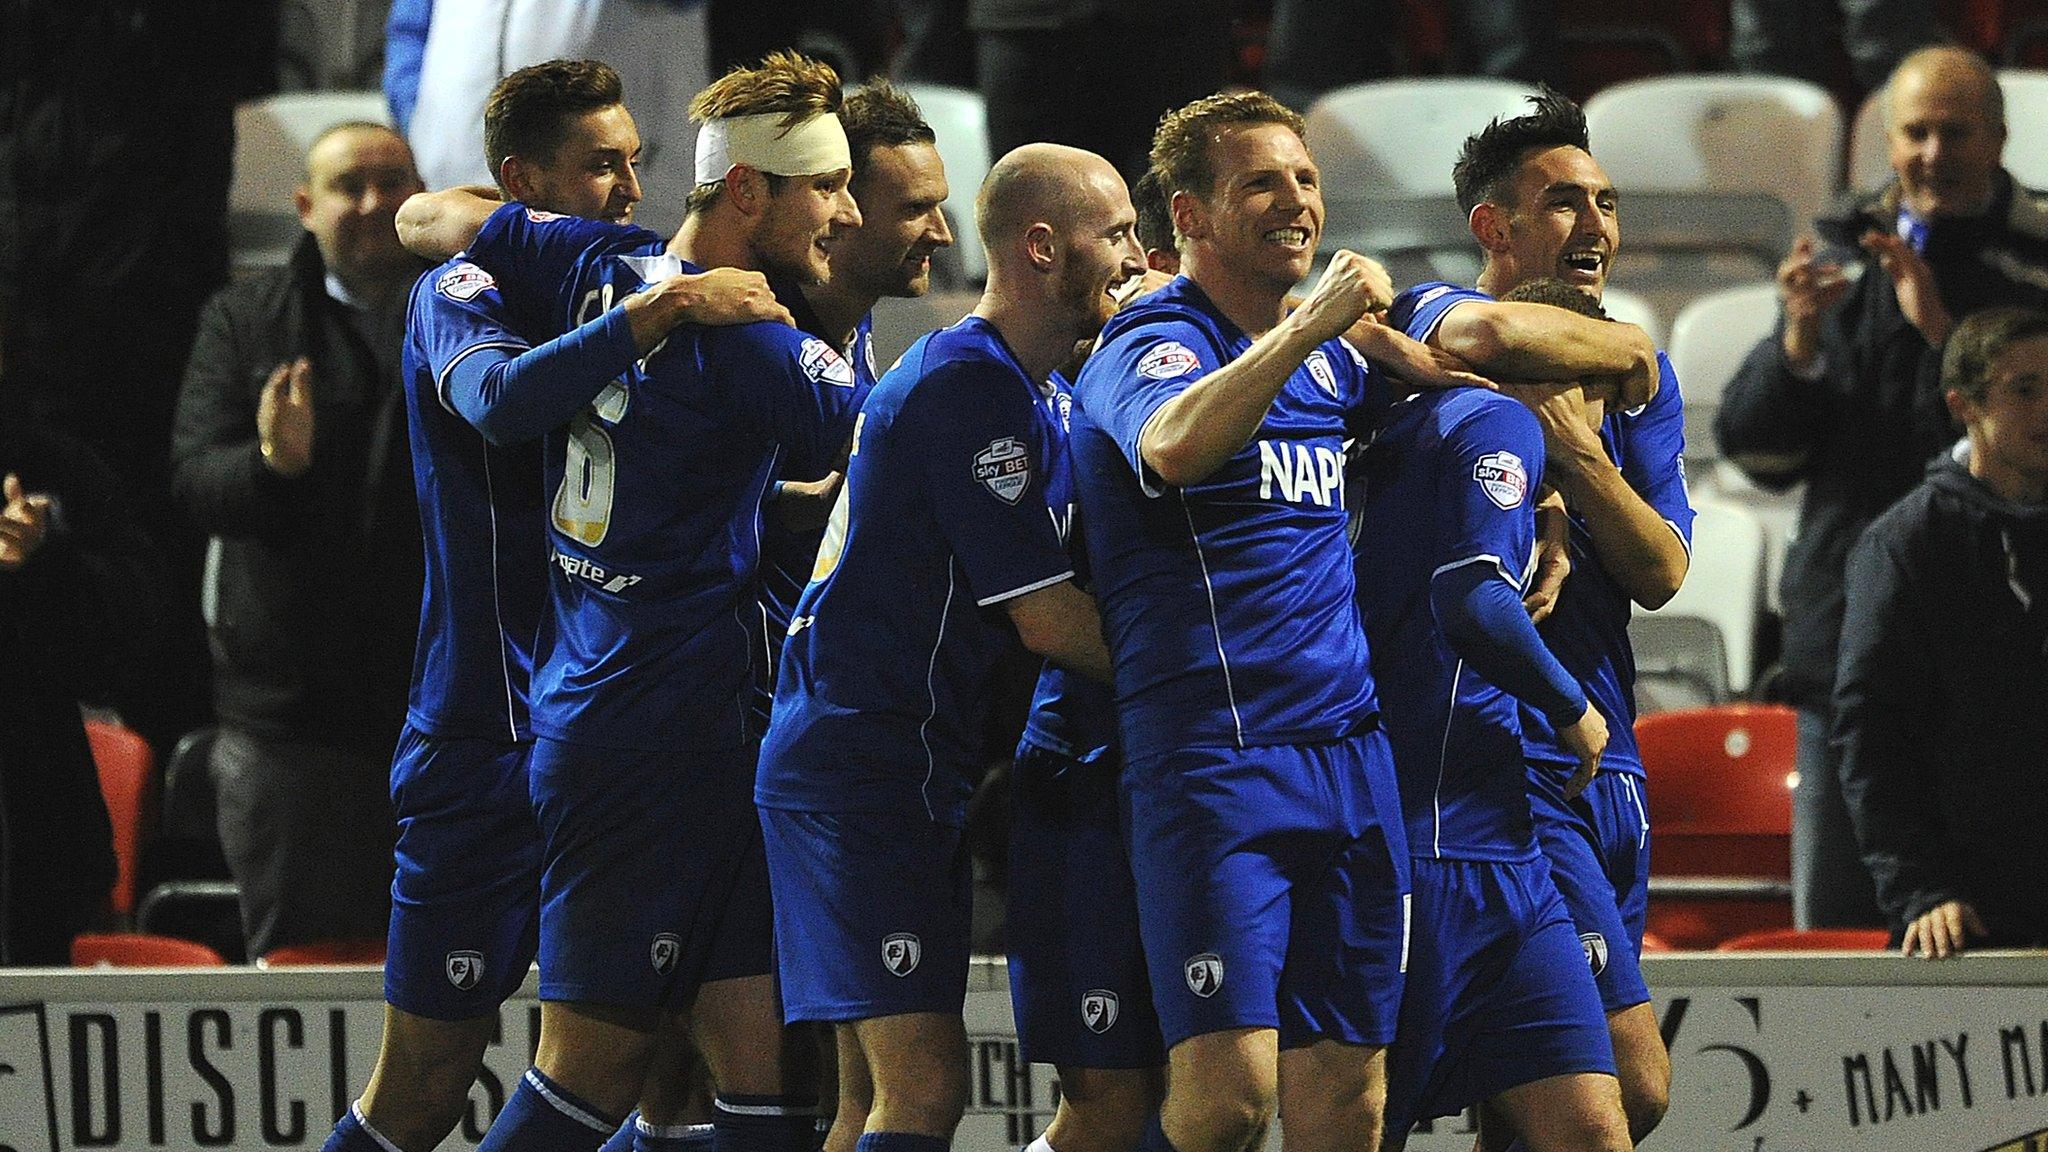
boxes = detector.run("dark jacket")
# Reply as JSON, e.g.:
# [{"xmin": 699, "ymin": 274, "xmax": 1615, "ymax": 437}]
[
  {"xmin": 1716, "ymin": 172, "xmax": 2048, "ymax": 707},
  {"xmin": 169, "ymin": 233, "xmax": 425, "ymax": 752},
  {"xmin": 1832, "ymin": 448, "xmax": 2048, "ymax": 943},
  {"xmin": 0, "ymin": 417, "xmax": 152, "ymax": 962}
]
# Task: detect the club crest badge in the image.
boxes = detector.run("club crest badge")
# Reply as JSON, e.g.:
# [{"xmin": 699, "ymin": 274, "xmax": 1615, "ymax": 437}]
[
  {"xmin": 1581, "ymin": 932, "xmax": 1609, "ymax": 976},
  {"xmin": 436, "ymin": 263, "xmax": 495, "ymax": 302},
  {"xmin": 651, "ymin": 933, "xmax": 681, "ymax": 976},
  {"xmin": 445, "ymin": 950, "xmax": 483, "ymax": 991},
  {"xmin": 974, "ymin": 437, "xmax": 1032, "ymax": 504},
  {"xmin": 1304, "ymin": 350, "xmax": 1338, "ymax": 396},
  {"xmin": 883, "ymin": 932, "xmax": 921, "ymax": 977},
  {"xmin": 1184, "ymin": 953, "xmax": 1224, "ymax": 998},
  {"xmin": 800, "ymin": 338, "xmax": 856, "ymax": 387},
  {"xmin": 1081, "ymin": 990, "xmax": 1120, "ymax": 1034},
  {"xmin": 1137, "ymin": 341, "xmax": 1201, "ymax": 380},
  {"xmin": 1473, "ymin": 450, "xmax": 1529, "ymax": 510}
]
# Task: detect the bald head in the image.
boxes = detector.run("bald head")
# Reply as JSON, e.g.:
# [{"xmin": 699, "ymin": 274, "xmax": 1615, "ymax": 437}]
[
  {"xmin": 976, "ymin": 143, "xmax": 1124, "ymax": 258},
  {"xmin": 1888, "ymin": 45, "xmax": 2003, "ymax": 128},
  {"xmin": 1884, "ymin": 45, "xmax": 2006, "ymax": 219}
]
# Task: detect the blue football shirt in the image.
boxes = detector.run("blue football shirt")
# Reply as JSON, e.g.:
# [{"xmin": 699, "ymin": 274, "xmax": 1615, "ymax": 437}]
[
  {"xmin": 1390, "ymin": 281, "xmax": 1695, "ymax": 778},
  {"xmin": 1356, "ymin": 389, "xmax": 1552, "ymax": 862},
  {"xmin": 1069, "ymin": 276, "xmax": 1389, "ymax": 766},
  {"xmin": 465, "ymin": 203, "xmax": 861, "ymax": 753},
  {"xmin": 756, "ymin": 316, "xmax": 1078, "ymax": 826},
  {"xmin": 399, "ymin": 259, "xmax": 550, "ymax": 743}
]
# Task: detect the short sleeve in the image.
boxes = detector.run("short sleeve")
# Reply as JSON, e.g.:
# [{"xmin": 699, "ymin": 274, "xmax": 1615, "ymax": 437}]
[
  {"xmin": 466, "ymin": 202, "xmax": 661, "ymax": 336},
  {"xmin": 413, "ymin": 263, "xmax": 533, "ymax": 418},
  {"xmin": 1618, "ymin": 353, "xmax": 1695, "ymax": 555},
  {"xmin": 719, "ymin": 328, "xmax": 863, "ymax": 478},
  {"xmin": 1389, "ymin": 281, "xmax": 1490, "ymax": 343},
  {"xmin": 1435, "ymin": 399, "xmax": 1548, "ymax": 590},
  {"xmin": 910, "ymin": 363, "xmax": 1075, "ymax": 607},
  {"xmin": 1073, "ymin": 317, "xmax": 1219, "ymax": 496}
]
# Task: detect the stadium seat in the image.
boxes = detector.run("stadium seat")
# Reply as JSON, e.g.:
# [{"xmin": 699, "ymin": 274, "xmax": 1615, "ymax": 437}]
[
  {"xmin": 1599, "ymin": 285, "xmax": 1664, "ymax": 348},
  {"xmin": 1714, "ymin": 926, "xmax": 1892, "ymax": 952},
  {"xmin": 230, "ymin": 90, "xmax": 391, "ymax": 270},
  {"xmin": 1638, "ymin": 704, "xmax": 1797, "ymax": 947},
  {"xmin": 1639, "ymin": 930, "xmax": 1676, "ymax": 953},
  {"xmin": 1586, "ymin": 75, "xmax": 1843, "ymax": 227},
  {"xmin": 1665, "ymin": 280, "xmax": 1777, "ymax": 468},
  {"xmin": 899, "ymin": 84, "xmax": 990, "ymax": 286},
  {"xmin": 869, "ymin": 288, "xmax": 979, "ymax": 372},
  {"xmin": 1633, "ymin": 492, "xmax": 1768, "ymax": 696},
  {"xmin": 71, "ymin": 931, "xmax": 228, "ymax": 968},
  {"xmin": 136, "ymin": 879, "xmax": 246, "ymax": 964},
  {"xmin": 84, "ymin": 716, "xmax": 158, "ymax": 919},
  {"xmin": 1849, "ymin": 69, "xmax": 2048, "ymax": 192},
  {"xmin": 1305, "ymin": 79, "xmax": 1539, "ymax": 197},
  {"xmin": 259, "ymin": 938, "xmax": 389, "ymax": 967}
]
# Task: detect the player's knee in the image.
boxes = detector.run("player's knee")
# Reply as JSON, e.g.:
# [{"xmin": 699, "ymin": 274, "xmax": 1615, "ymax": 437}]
[
  {"xmin": 1047, "ymin": 1094, "xmax": 1152, "ymax": 1152},
  {"xmin": 872, "ymin": 1048, "xmax": 969, "ymax": 1129},
  {"xmin": 1169, "ymin": 1082, "xmax": 1274, "ymax": 1152}
]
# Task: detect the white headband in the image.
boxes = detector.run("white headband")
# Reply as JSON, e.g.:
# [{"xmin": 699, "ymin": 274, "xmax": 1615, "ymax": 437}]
[{"xmin": 694, "ymin": 112, "xmax": 851, "ymax": 185}]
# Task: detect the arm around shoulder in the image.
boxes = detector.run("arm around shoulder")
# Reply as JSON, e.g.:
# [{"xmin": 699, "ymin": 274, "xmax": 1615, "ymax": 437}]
[{"xmin": 397, "ymin": 187, "xmax": 502, "ymax": 263}]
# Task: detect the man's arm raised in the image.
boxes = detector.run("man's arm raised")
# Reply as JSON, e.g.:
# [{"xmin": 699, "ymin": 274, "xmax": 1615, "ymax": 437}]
[{"xmin": 1139, "ymin": 251, "xmax": 1385, "ymax": 488}]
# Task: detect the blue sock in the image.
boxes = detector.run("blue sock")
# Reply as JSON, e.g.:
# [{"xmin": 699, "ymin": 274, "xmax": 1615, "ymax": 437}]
[
  {"xmin": 478, "ymin": 1067, "xmax": 622, "ymax": 1152},
  {"xmin": 639, "ymin": 1118, "xmax": 717, "ymax": 1151},
  {"xmin": 1135, "ymin": 1115, "xmax": 1179, "ymax": 1152},
  {"xmin": 321, "ymin": 1103, "xmax": 400, "ymax": 1152},
  {"xmin": 601, "ymin": 1111, "xmax": 644, "ymax": 1152},
  {"xmin": 854, "ymin": 1132, "xmax": 952, "ymax": 1152},
  {"xmin": 714, "ymin": 1095, "xmax": 822, "ymax": 1152}
]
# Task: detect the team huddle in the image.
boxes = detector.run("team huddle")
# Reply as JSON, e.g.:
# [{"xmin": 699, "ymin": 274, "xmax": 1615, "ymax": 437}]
[{"xmin": 320, "ymin": 48, "xmax": 1691, "ymax": 1152}]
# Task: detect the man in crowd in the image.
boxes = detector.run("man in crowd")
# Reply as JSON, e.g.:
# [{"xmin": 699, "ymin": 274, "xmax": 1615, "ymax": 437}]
[
  {"xmin": 171, "ymin": 121, "xmax": 429, "ymax": 961},
  {"xmin": 1386, "ymin": 90, "xmax": 1687, "ymax": 1149},
  {"xmin": 1071, "ymin": 92, "xmax": 1408, "ymax": 1152},
  {"xmin": 756, "ymin": 140, "xmax": 1138, "ymax": 1152},
  {"xmin": 398, "ymin": 51, "xmax": 862, "ymax": 1152},
  {"xmin": 325, "ymin": 59, "xmax": 788, "ymax": 1152},
  {"xmin": 1835, "ymin": 306, "xmax": 2048, "ymax": 958},
  {"xmin": 1718, "ymin": 44, "xmax": 2048, "ymax": 930}
]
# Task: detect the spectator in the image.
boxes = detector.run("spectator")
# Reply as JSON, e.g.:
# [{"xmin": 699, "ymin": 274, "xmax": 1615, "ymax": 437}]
[
  {"xmin": 1834, "ymin": 306, "xmax": 2048, "ymax": 957},
  {"xmin": 170, "ymin": 122, "xmax": 428, "ymax": 960},
  {"xmin": 0, "ymin": 320, "xmax": 157, "ymax": 967},
  {"xmin": 1716, "ymin": 44, "xmax": 2048, "ymax": 928}
]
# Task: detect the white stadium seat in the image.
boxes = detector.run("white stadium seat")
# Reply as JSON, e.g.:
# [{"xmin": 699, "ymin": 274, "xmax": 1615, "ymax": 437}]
[
  {"xmin": 1665, "ymin": 280, "xmax": 1780, "ymax": 466},
  {"xmin": 1304, "ymin": 78, "xmax": 1540, "ymax": 196},
  {"xmin": 1633, "ymin": 491, "xmax": 1769, "ymax": 700},
  {"xmin": 900, "ymin": 83, "xmax": 991, "ymax": 287},
  {"xmin": 1585, "ymin": 74, "xmax": 1843, "ymax": 228},
  {"xmin": 230, "ymin": 91, "xmax": 393, "ymax": 271},
  {"xmin": 1600, "ymin": 285, "xmax": 1664, "ymax": 348}
]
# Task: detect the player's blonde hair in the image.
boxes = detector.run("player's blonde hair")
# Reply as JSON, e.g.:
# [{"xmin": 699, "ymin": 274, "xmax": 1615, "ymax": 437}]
[
  {"xmin": 685, "ymin": 51, "xmax": 845, "ymax": 216},
  {"xmin": 1148, "ymin": 91, "xmax": 1306, "ymax": 207}
]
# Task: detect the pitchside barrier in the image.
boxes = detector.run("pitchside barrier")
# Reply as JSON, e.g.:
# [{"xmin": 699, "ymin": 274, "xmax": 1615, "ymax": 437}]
[{"xmin": 2, "ymin": 955, "xmax": 2045, "ymax": 1151}]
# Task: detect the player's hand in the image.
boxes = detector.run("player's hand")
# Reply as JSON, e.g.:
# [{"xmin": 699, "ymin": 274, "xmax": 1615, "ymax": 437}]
[
  {"xmin": 0, "ymin": 473, "xmax": 53, "ymax": 571},
  {"xmin": 1556, "ymin": 701, "xmax": 1607, "ymax": 801},
  {"xmin": 1291, "ymin": 250, "xmax": 1393, "ymax": 344},
  {"xmin": 628, "ymin": 269, "xmax": 794, "ymax": 351},
  {"xmin": 1343, "ymin": 315, "xmax": 1497, "ymax": 393},
  {"xmin": 1525, "ymin": 489, "xmax": 1571, "ymax": 623},
  {"xmin": 772, "ymin": 471, "xmax": 843, "ymax": 534},
  {"xmin": 1503, "ymin": 381, "xmax": 1608, "ymax": 492},
  {"xmin": 1777, "ymin": 235, "xmax": 1851, "ymax": 373},
  {"xmin": 1861, "ymin": 231, "xmax": 1953, "ymax": 347},
  {"xmin": 257, "ymin": 358, "xmax": 316, "ymax": 478},
  {"xmin": 1902, "ymin": 899, "xmax": 1985, "ymax": 960}
]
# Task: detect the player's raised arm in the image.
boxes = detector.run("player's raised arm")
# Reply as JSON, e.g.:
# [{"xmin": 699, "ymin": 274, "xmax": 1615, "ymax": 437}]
[
  {"xmin": 397, "ymin": 186, "xmax": 503, "ymax": 262},
  {"xmin": 1139, "ymin": 250, "xmax": 1385, "ymax": 487}
]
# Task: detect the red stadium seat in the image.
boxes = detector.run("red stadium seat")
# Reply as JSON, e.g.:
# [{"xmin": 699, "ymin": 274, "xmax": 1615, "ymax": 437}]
[
  {"xmin": 1637, "ymin": 704, "xmax": 1798, "ymax": 947},
  {"xmin": 85, "ymin": 717, "xmax": 159, "ymax": 918},
  {"xmin": 1715, "ymin": 927, "xmax": 1893, "ymax": 952},
  {"xmin": 259, "ymin": 938, "xmax": 388, "ymax": 967},
  {"xmin": 1639, "ymin": 931, "xmax": 1676, "ymax": 953},
  {"xmin": 72, "ymin": 931, "xmax": 227, "ymax": 967}
]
